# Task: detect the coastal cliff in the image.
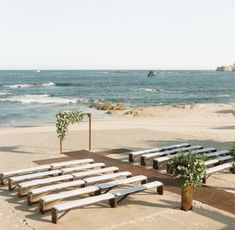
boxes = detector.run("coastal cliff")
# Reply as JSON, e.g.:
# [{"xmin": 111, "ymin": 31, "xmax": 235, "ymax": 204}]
[{"xmin": 216, "ymin": 63, "xmax": 235, "ymax": 72}]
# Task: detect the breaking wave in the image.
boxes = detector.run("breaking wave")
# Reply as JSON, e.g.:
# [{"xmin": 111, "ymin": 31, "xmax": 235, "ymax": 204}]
[
  {"xmin": 0, "ymin": 94, "xmax": 77, "ymax": 104},
  {"xmin": 6, "ymin": 82, "xmax": 56, "ymax": 89},
  {"xmin": 131, "ymin": 88, "xmax": 161, "ymax": 93}
]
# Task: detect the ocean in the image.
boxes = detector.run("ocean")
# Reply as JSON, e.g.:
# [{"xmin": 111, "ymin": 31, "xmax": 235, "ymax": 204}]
[{"xmin": 0, "ymin": 70, "xmax": 234, "ymax": 127}]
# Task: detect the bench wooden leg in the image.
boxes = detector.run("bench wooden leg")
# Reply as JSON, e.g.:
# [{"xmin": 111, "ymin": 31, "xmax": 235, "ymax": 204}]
[
  {"xmin": 203, "ymin": 176, "xmax": 207, "ymax": 184},
  {"xmin": 109, "ymin": 198, "xmax": 118, "ymax": 208},
  {"xmin": 95, "ymin": 189, "xmax": 102, "ymax": 195},
  {"xmin": 140, "ymin": 157, "xmax": 146, "ymax": 166},
  {"xmin": 8, "ymin": 180, "xmax": 14, "ymax": 191},
  {"xmin": 153, "ymin": 160, "xmax": 159, "ymax": 170},
  {"xmin": 129, "ymin": 154, "xmax": 134, "ymax": 163},
  {"xmin": 27, "ymin": 193, "xmax": 33, "ymax": 206},
  {"xmin": 0, "ymin": 175, "xmax": 5, "ymax": 185},
  {"xmin": 157, "ymin": 185, "xmax": 163, "ymax": 195},
  {"xmin": 39, "ymin": 200, "xmax": 45, "ymax": 214},
  {"xmin": 51, "ymin": 208, "xmax": 58, "ymax": 224},
  {"xmin": 141, "ymin": 179, "xmax": 147, "ymax": 185},
  {"xmin": 18, "ymin": 186, "xmax": 26, "ymax": 197}
]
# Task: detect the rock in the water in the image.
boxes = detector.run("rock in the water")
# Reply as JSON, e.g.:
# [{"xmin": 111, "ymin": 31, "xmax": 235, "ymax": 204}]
[
  {"xmin": 89, "ymin": 102, "xmax": 113, "ymax": 111},
  {"xmin": 113, "ymin": 102, "xmax": 126, "ymax": 111}
]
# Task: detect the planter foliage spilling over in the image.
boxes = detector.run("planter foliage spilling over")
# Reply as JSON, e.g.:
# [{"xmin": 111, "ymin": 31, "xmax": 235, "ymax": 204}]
[
  {"xmin": 56, "ymin": 111, "xmax": 84, "ymax": 141},
  {"xmin": 168, "ymin": 151, "xmax": 206, "ymax": 187}
]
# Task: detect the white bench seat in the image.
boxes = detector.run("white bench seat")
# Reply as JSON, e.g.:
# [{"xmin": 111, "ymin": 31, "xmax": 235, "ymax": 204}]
[
  {"xmin": 128, "ymin": 143, "xmax": 190, "ymax": 163},
  {"xmin": 0, "ymin": 164, "xmax": 51, "ymax": 185},
  {"xmin": 18, "ymin": 174, "xmax": 73, "ymax": 197},
  {"xmin": 192, "ymin": 147, "xmax": 216, "ymax": 154},
  {"xmin": 141, "ymin": 145, "xmax": 202, "ymax": 166},
  {"xmin": 51, "ymin": 159, "xmax": 94, "ymax": 169},
  {"xmin": 203, "ymin": 162, "xmax": 234, "ymax": 183},
  {"xmin": 205, "ymin": 155, "xmax": 233, "ymax": 167},
  {"xmin": 206, "ymin": 150, "xmax": 230, "ymax": 158},
  {"xmin": 84, "ymin": 171, "xmax": 132, "ymax": 185},
  {"xmin": 110, "ymin": 181, "xmax": 164, "ymax": 208},
  {"xmin": 51, "ymin": 193, "xmax": 115, "ymax": 223},
  {"xmin": 8, "ymin": 169, "xmax": 61, "ymax": 191},
  {"xmin": 61, "ymin": 163, "xmax": 105, "ymax": 174},
  {"xmin": 27, "ymin": 180, "xmax": 85, "ymax": 205},
  {"xmin": 72, "ymin": 167, "xmax": 119, "ymax": 179},
  {"xmin": 153, "ymin": 147, "xmax": 216, "ymax": 170},
  {"xmin": 97, "ymin": 175, "xmax": 147, "ymax": 190},
  {"xmin": 40, "ymin": 185, "xmax": 100, "ymax": 213}
]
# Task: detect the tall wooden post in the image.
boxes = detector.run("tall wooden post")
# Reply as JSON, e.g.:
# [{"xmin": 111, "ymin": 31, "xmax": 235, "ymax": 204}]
[
  {"xmin": 60, "ymin": 139, "xmax": 63, "ymax": 154},
  {"xmin": 59, "ymin": 112, "xmax": 92, "ymax": 154},
  {"xmin": 86, "ymin": 113, "xmax": 92, "ymax": 151}
]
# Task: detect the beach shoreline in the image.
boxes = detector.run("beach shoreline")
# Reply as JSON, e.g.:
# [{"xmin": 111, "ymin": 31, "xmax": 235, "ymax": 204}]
[{"xmin": 0, "ymin": 103, "xmax": 234, "ymax": 229}]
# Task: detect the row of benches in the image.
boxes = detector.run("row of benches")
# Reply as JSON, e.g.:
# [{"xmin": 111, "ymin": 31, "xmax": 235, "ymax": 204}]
[
  {"xmin": 0, "ymin": 159, "xmax": 164, "ymax": 224},
  {"xmin": 128, "ymin": 143, "xmax": 235, "ymax": 183}
]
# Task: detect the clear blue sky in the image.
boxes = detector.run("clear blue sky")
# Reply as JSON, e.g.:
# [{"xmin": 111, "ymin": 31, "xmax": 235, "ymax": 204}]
[{"xmin": 0, "ymin": 0, "xmax": 234, "ymax": 69}]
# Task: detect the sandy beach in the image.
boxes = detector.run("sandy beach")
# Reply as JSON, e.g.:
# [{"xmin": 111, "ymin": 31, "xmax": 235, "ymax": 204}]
[{"xmin": 0, "ymin": 103, "xmax": 235, "ymax": 229}]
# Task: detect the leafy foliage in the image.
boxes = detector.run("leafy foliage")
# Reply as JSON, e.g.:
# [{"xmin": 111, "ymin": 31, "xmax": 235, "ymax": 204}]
[
  {"xmin": 230, "ymin": 143, "xmax": 235, "ymax": 161},
  {"xmin": 168, "ymin": 151, "xmax": 206, "ymax": 187},
  {"xmin": 56, "ymin": 111, "xmax": 84, "ymax": 141}
]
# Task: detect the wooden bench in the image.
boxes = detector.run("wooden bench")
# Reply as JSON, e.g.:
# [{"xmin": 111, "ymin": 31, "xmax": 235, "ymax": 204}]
[
  {"xmin": 141, "ymin": 145, "xmax": 202, "ymax": 166},
  {"xmin": 61, "ymin": 163, "xmax": 105, "ymax": 174},
  {"xmin": 154, "ymin": 147, "xmax": 216, "ymax": 170},
  {"xmin": 40, "ymin": 185, "xmax": 100, "ymax": 214},
  {"xmin": 51, "ymin": 193, "xmax": 115, "ymax": 223},
  {"xmin": 205, "ymin": 155, "xmax": 233, "ymax": 167},
  {"xmin": 27, "ymin": 180, "xmax": 85, "ymax": 205},
  {"xmin": 0, "ymin": 164, "xmax": 51, "ymax": 185},
  {"xmin": 97, "ymin": 175, "xmax": 147, "ymax": 192},
  {"xmin": 206, "ymin": 150, "xmax": 230, "ymax": 158},
  {"xmin": 110, "ymin": 181, "xmax": 164, "ymax": 208},
  {"xmin": 84, "ymin": 171, "xmax": 132, "ymax": 185},
  {"xmin": 50, "ymin": 159, "xmax": 94, "ymax": 169},
  {"xmin": 128, "ymin": 143, "xmax": 190, "ymax": 163},
  {"xmin": 203, "ymin": 162, "xmax": 234, "ymax": 183},
  {"xmin": 8, "ymin": 170, "xmax": 61, "ymax": 191},
  {"xmin": 72, "ymin": 167, "xmax": 119, "ymax": 179},
  {"xmin": 18, "ymin": 174, "xmax": 73, "ymax": 197}
]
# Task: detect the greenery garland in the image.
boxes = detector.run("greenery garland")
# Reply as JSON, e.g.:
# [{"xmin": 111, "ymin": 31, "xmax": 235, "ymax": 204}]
[
  {"xmin": 56, "ymin": 111, "xmax": 85, "ymax": 141},
  {"xmin": 168, "ymin": 151, "xmax": 206, "ymax": 187}
]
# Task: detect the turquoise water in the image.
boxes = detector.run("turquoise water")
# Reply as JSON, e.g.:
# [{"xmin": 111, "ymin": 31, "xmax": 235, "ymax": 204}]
[{"xmin": 0, "ymin": 70, "xmax": 234, "ymax": 127}]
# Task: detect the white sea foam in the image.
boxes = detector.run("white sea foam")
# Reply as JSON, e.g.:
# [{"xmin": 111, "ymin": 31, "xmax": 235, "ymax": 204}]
[
  {"xmin": 8, "ymin": 84, "xmax": 34, "ymax": 89},
  {"xmin": 6, "ymin": 82, "xmax": 56, "ymax": 89},
  {"xmin": 218, "ymin": 95, "xmax": 230, "ymax": 98},
  {"xmin": 0, "ymin": 94, "xmax": 77, "ymax": 104},
  {"xmin": 40, "ymin": 82, "xmax": 56, "ymax": 87},
  {"xmin": 131, "ymin": 88, "xmax": 161, "ymax": 93}
]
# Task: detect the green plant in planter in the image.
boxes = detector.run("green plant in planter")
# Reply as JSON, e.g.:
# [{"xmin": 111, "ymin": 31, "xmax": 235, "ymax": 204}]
[
  {"xmin": 229, "ymin": 143, "xmax": 235, "ymax": 172},
  {"xmin": 168, "ymin": 150, "xmax": 206, "ymax": 211}
]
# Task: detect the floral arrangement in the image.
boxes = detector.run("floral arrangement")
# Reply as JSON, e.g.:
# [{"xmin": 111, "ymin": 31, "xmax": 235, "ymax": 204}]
[
  {"xmin": 56, "ymin": 111, "xmax": 84, "ymax": 141},
  {"xmin": 168, "ymin": 151, "xmax": 206, "ymax": 187}
]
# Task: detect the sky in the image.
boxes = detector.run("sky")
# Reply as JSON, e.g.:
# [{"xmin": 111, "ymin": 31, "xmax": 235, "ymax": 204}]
[{"xmin": 0, "ymin": 0, "xmax": 235, "ymax": 70}]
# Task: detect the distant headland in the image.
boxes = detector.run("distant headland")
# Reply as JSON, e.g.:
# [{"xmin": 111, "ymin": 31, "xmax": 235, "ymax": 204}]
[{"xmin": 216, "ymin": 63, "xmax": 235, "ymax": 72}]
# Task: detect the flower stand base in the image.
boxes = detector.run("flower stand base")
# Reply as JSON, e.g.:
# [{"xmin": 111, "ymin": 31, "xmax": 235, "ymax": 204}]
[{"xmin": 181, "ymin": 185, "xmax": 193, "ymax": 211}]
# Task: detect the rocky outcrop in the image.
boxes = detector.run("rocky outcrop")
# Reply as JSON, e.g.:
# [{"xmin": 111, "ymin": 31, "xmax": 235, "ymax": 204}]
[
  {"xmin": 89, "ymin": 102, "xmax": 126, "ymax": 114},
  {"xmin": 216, "ymin": 63, "xmax": 235, "ymax": 72}
]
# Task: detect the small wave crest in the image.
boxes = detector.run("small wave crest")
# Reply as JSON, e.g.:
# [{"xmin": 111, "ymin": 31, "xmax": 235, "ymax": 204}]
[
  {"xmin": 6, "ymin": 82, "xmax": 56, "ymax": 89},
  {"xmin": 8, "ymin": 84, "xmax": 34, "ymax": 89},
  {"xmin": 0, "ymin": 94, "xmax": 77, "ymax": 104},
  {"xmin": 40, "ymin": 82, "xmax": 56, "ymax": 87},
  {"xmin": 131, "ymin": 88, "xmax": 161, "ymax": 93},
  {"xmin": 217, "ymin": 95, "xmax": 230, "ymax": 98}
]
